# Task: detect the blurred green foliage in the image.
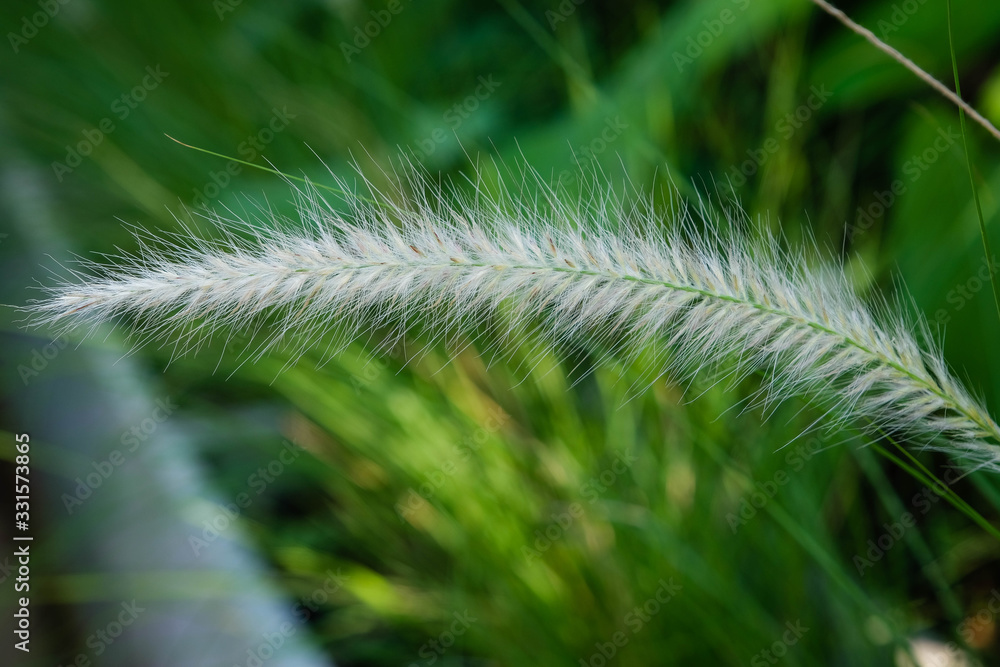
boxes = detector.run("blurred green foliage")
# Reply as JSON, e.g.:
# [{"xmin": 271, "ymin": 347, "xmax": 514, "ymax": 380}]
[{"xmin": 3, "ymin": 0, "xmax": 1000, "ymax": 664}]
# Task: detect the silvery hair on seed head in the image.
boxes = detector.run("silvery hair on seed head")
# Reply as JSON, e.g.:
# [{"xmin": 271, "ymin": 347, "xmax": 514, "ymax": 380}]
[{"xmin": 23, "ymin": 162, "xmax": 1000, "ymax": 472}]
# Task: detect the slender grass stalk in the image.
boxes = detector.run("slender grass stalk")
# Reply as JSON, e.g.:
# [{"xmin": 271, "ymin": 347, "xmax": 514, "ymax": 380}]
[
  {"xmin": 808, "ymin": 0, "xmax": 1000, "ymax": 143},
  {"xmin": 21, "ymin": 167, "xmax": 1000, "ymax": 472},
  {"xmin": 875, "ymin": 439, "xmax": 1000, "ymax": 540},
  {"xmin": 944, "ymin": 0, "xmax": 1000, "ymax": 328}
]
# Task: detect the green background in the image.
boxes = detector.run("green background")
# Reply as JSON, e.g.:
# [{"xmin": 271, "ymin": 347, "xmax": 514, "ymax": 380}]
[{"xmin": 2, "ymin": 0, "xmax": 1000, "ymax": 665}]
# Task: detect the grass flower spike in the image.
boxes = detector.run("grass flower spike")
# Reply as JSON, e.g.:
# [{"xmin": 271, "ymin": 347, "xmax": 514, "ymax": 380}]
[{"xmin": 24, "ymin": 168, "xmax": 1000, "ymax": 471}]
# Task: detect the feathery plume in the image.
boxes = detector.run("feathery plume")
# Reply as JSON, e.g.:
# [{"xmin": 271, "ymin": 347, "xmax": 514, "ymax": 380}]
[{"xmin": 22, "ymin": 166, "xmax": 1000, "ymax": 471}]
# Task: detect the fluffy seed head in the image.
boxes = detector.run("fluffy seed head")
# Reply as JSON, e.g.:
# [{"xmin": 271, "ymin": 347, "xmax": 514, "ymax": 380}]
[{"xmin": 22, "ymin": 165, "xmax": 1000, "ymax": 471}]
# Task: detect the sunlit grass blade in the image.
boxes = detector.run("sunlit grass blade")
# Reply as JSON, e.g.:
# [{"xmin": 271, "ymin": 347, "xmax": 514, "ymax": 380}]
[{"xmin": 945, "ymin": 0, "xmax": 1000, "ymax": 329}]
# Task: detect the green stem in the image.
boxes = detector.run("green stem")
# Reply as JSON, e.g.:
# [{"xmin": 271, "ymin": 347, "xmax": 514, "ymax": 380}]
[
  {"xmin": 946, "ymin": 0, "xmax": 1000, "ymax": 327},
  {"xmin": 272, "ymin": 257, "xmax": 1000, "ymax": 447}
]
